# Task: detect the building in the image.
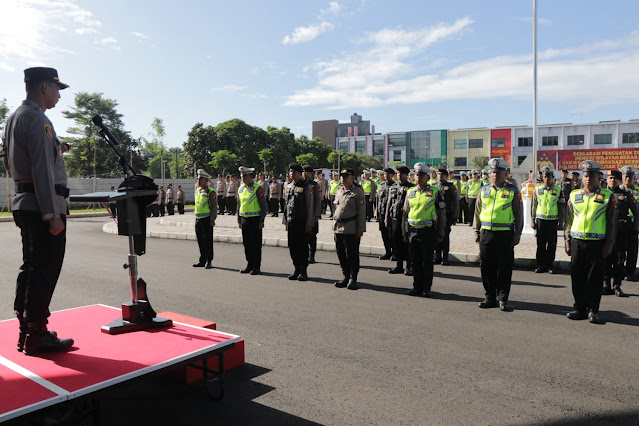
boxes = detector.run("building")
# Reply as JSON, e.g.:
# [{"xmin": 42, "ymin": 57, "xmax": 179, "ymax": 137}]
[
  {"xmin": 312, "ymin": 119, "xmax": 338, "ymax": 148},
  {"xmin": 446, "ymin": 128, "xmax": 491, "ymax": 170},
  {"xmin": 312, "ymin": 113, "xmax": 372, "ymax": 147}
]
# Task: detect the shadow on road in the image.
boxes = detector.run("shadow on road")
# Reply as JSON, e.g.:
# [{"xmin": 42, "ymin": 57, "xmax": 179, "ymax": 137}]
[{"xmin": 522, "ymin": 409, "xmax": 639, "ymax": 426}]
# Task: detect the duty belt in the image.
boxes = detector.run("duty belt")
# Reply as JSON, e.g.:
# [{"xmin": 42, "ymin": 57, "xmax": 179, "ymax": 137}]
[
  {"xmin": 335, "ymin": 216, "xmax": 357, "ymax": 223},
  {"xmin": 15, "ymin": 182, "xmax": 70, "ymax": 198}
]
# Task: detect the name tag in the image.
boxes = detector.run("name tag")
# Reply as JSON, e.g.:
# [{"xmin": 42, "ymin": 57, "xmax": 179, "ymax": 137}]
[
  {"xmin": 295, "ymin": 187, "xmax": 304, "ymax": 193},
  {"xmin": 574, "ymin": 193, "xmax": 583, "ymax": 203},
  {"xmin": 538, "ymin": 188, "xmax": 544, "ymax": 195},
  {"xmin": 407, "ymin": 192, "xmax": 415, "ymax": 198},
  {"xmin": 438, "ymin": 202, "xmax": 446, "ymax": 208},
  {"xmin": 483, "ymin": 189, "xmax": 491, "ymax": 197}
]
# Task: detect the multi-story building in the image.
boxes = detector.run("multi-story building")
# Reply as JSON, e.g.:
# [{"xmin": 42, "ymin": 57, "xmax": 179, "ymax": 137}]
[
  {"xmin": 312, "ymin": 113, "xmax": 372, "ymax": 147},
  {"xmin": 447, "ymin": 128, "xmax": 491, "ymax": 170}
]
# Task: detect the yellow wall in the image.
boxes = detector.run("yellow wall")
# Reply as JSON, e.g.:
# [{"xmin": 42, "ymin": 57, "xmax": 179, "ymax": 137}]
[{"xmin": 447, "ymin": 129, "xmax": 491, "ymax": 167}]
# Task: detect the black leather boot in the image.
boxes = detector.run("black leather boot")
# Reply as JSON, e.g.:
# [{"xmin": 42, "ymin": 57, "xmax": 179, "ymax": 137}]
[
  {"xmin": 298, "ymin": 268, "xmax": 308, "ymax": 282},
  {"xmin": 347, "ymin": 273, "xmax": 358, "ymax": 290},
  {"xmin": 288, "ymin": 269, "xmax": 300, "ymax": 280},
  {"xmin": 308, "ymin": 253, "xmax": 316, "ymax": 264},
  {"xmin": 23, "ymin": 323, "xmax": 73, "ymax": 356},
  {"xmin": 334, "ymin": 275, "xmax": 348, "ymax": 288}
]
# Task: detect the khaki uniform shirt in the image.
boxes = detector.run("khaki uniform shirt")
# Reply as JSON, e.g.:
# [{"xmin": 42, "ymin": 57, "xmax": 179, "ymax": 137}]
[
  {"xmin": 216, "ymin": 179, "xmax": 226, "ymax": 196},
  {"xmin": 177, "ymin": 188, "xmax": 185, "ymax": 203},
  {"xmin": 269, "ymin": 181, "xmax": 281, "ymax": 199},
  {"xmin": 333, "ymin": 185, "xmax": 366, "ymax": 234},
  {"xmin": 3, "ymin": 100, "xmax": 68, "ymax": 221},
  {"xmin": 226, "ymin": 180, "xmax": 239, "ymax": 197},
  {"xmin": 166, "ymin": 188, "xmax": 174, "ymax": 203}
]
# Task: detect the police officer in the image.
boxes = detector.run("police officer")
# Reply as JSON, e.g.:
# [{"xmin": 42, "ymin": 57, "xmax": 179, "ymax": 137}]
[
  {"xmin": 317, "ymin": 170, "xmax": 329, "ymax": 215},
  {"xmin": 620, "ymin": 166, "xmax": 639, "ymax": 280},
  {"xmin": 361, "ymin": 170, "xmax": 377, "ymax": 221},
  {"xmin": 268, "ymin": 175, "xmax": 281, "ymax": 217},
  {"xmin": 3, "ymin": 67, "xmax": 73, "ymax": 354},
  {"xmin": 176, "ymin": 185, "xmax": 185, "ymax": 215},
  {"xmin": 166, "ymin": 183, "xmax": 175, "ymax": 215},
  {"xmin": 283, "ymin": 163, "xmax": 315, "ymax": 281},
  {"xmin": 473, "ymin": 158, "xmax": 523, "ymax": 312},
  {"xmin": 467, "ymin": 170, "xmax": 482, "ymax": 227},
  {"xmin": 328, "ymin": 172, "xmax": 340, "ymax": 218},
  {"xmin": 564, "ymin": 161, "xmax": 617, "ymax": 324},
  {"xmin": 377, "ymin": 167, "xmax": 396, "ymax": 260},
  {"xmin": 481, "ymin": 170, "xmax": 490, "ymax": 186},
  {"xmin": 427, "ymin": 169, "xmax": 438, "ymax": 186},
  {"xmin": 434, "ymin": 168, "xmax": 459, "ymax": 265},
  {"xmin": 303, "ymin": 165, "xmax": 321, "ymax": 264},
  {"xmin": 531, "ymin": 166, "xmax": 563, "ymax": 273},
  {"xmin": 402, "ymin": 164, "xmax": 446, "ymax": 297},
  {"xmin": 571, "ymin": 171, "xmax": 582, "ymax": 190},
  {"xmin": 237, "ymin": 166, "xmax": 267, "ymax": 275},
  {"xmin": 333, "ymin": 168, "xmax": 366, "ymax": 290},
  {"xmin": 159, "ymin": 185, "xmax": 166, "ymax": 216},
  {"xmin": 226, "ymin": 175, "xmax": 239, "ymax": 215},
  {"xmin": 193, "ymin": 169, "xmax": 217, "ymax": 269},
  {"xmin": 387, "ymin": 165, "xmax": 415, "ymax": 274},
  {"xmin": 603, "ymin": 169, "xmax": 638, "ymax": 297},
  {"xmin": 558, "ymin": 169, "xmax": 572, "ymax": 225},
  {"xmin": 216, "ymin": 174, "xmax": 227, "ymax": 215},
  {"xmin": 459, "ymin": 171, "xmax": 469, "ymax": 224}
]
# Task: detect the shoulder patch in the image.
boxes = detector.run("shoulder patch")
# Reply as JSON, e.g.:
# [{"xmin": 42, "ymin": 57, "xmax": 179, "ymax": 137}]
[{"xmin": 44, "ymin": 123, "xmax": 53, "ymax": 139}]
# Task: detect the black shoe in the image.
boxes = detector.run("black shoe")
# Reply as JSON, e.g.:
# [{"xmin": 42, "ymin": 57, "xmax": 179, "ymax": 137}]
[
  {"xmin": 388, "ymin": 266, "xmax": 403, "ymax": 274},
  {"xmin": 390, "ymin": 255, "xmax": 397, "ymax": 261},
  {"xmin": 422, "ymin": 289, "xmax": 432, "ymax": 298},
  {"xmin": 407, "ymin": 289, "xmax": 422, "ymax": 296},
  {"xmin": 588, "ymin": 310, "xmax": 604, "ymax": 324},
  {"xmin": 478, "ymin": 299, "xmax": 498, "ymax": 309},
  {"xmin": 566, "ymin": 310, "xmax": 588, "ymax": 320},
  {"xmin": 24, "ymin": 330, "xmax": 73, "ymax": 356},
  {"xmin": 434, "ymin": 257, "xmax": 442, "ymax": 264},
  {"xmin": 549, "ymin": 269, "xmax": 557, "ymax": 275},
  {"xmin": 240, "ymin": 266, "xmax": 252, "ymax": 274},
  {"xmin": 298, "ymin": 272, "xmax": 308, "ymax": 282},
  {"xmin": 18, "ymin": 329, "xmax": 57, "ymax": 353},
  {"xmin": 205, "ymin": 261, "xmax": 213, "ymax": 269},
  {"xmin": 334, "ymin": 278, "xmax": 348, "ymax": 288},
  {"xmin": 379, "ymin": 254, "xmax": 392, "ymax": 260},
  {"xmin": 499, "ymin": 301, "xmax": 512, "ymax": 312},
  {"xmin": 404, "ymin": 267, "xmax": 413, "ymax": 276},
  {"xmin": 441, "ymin": 259, "xmax": 450, "ymax": 266},
  {"xmin": 288, "ymin": 271, "xmax": 300, "ymax": 280},
  {"xmin": 534, "ymin": 267, "xmax": 547, "ymax": 273},
  {"xmin": 308, "ymin": 254, "xmax": 316, "ymax": 264},
  {"xmin": 602, "ymin": 285, "xmax": 614, "ymax": 295},
  {"xmin": 347, "ymin": 279, "xmax": 358, "ymax": 290},
  {"xmin": 250, "ymin": 268, "xmax": 261, "ymax": 275},
  {"xmin": 193, "ymin": 262, "xmax": 206, "ymax": 267},
  {"xmin": 614, "ymin": 287, "xmax": 628, "ymax": 297}
]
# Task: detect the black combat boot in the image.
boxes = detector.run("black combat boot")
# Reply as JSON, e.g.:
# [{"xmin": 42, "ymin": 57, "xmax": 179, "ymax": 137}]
[
  {"xmin": 347, "ymin": 273, "xmax": 358, "ymax": 290},
  {"xmin": 298, "ymin": 268, "xmax": 308, "ymax": 282},
  {"xmin": 288, "ymin": 269, "xmax": 300, "ymax": 280},
  {"xmin": 613, "ymin": 283, "xmax": 627, "ymax": 297},
  {"xmin": 23, "ymin": 323, "xmax": 73, "ymax": 356},
  {"xmin": 334, "ymin": 275, "xmax": 348, "ymax": 288},
  {"xmin": 602, "ymin": 278, "xmax": 613, "ymax": 295},
  {"xmin": 308, "ymin": 252, "xmax": 316, "ymax": 264}
]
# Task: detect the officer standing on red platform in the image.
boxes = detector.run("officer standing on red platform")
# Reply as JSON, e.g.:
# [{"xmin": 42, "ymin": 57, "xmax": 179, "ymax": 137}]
[
  {"xmin": 531, "ymin": 166, "xmax": 563, "ymax": 273},
  {"xmin": 193, "ymin": 169, "xmax": 217, "ymax": 269},
  {"xmin": 3, "ymin": 67, "xmax": 74, "ymax": 355},
  {"xmin": 565, "ymin": 161, "xmax": 617, "ymax": 324},
  {"xmin": 473, "ymin": 158, "xmax": 523, "ymax": 312}
]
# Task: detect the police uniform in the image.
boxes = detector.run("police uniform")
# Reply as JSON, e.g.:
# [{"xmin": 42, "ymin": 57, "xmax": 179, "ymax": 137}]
[
  {"xmin": 473, "ymin": 158, "xmax": 523, "ymax": 311},
  {"xmin": 303, "ymin": 165, "xmax": 322, "ymax": 264},
  {"xmin": 159, "ymin": 186, "xmax": 166, "ymax": 216},
  {"xmin": 459, "ymin": 172, "xmax": 470, "ymax": 224},
  {"xmin": 333, "ymin": 168, "xmax": 366, "ymax": 290},
  {"xmin": 387, "ymin": 165, "xmax": 415, "ymax": 274},
  {"xmin": 237, "ymin": 167, "xmax": 268, "ymax": 275},
  {"xmin": 434, "ymin": 168, "xmax": 459, "ymax": 265},
  {"xmin": 166, "ymin": 184, "xmax": 175, "ymax": 215},
  {"xmin": 620, "ymin": 166, "xmax": 639, "ymax": 279},
  {"xmin": 467, "ymin": 170, "xmax": 482, "ymax": 228},
  {"xmin": 531, "ymin": 166, "xmax": 563, "ymax": 273},
  {"xmin": 559, "ymin": 169, "xmax": 573, "ymax": 225},
  {"xmin": 377, "ymin": 167, "xmax": 396, "ymax": 259},
  {"xmin": 361, "ymin": 173, "xmax": 377, "ymax": 221},
  {"xmin": 603, "ymin": 170, "xmax": 638, "ymax": 297},
  {"xmin": 3, "ymin": 67, "xmax": 74, "ymax": 355},
  {"xmin": 283, "ymin": 163, "xmax": 315, "ymax": 281},
  {"xmin": 226, "ymin": 176, "xmax": 239, "ymax": 215},
  {"xmin": 193, "ymin": 169, "xmax": 217, "ymax": 269},
  {"xmin": 176, "ymin": 186, "xmax": 185, "ymax": 214},
  {"xmin": 564, "ymin": 161, "xmax": 617, "ymax": 323},
  {"xmin": 329, "ymin": 174, "xmax": 340, "ymax": 218},
  {"xmin": 216, "ymin": 175, "xmax": 227, "ymax": 215},
  {"xmin": 402, "ymin": 164, "xmax": 446, "ymax": 297}
]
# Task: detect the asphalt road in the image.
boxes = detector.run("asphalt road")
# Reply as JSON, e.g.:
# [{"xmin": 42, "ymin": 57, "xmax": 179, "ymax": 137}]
[{"xmin": 1, "ymin": 218, "xmax": 638, "ymax": 425}]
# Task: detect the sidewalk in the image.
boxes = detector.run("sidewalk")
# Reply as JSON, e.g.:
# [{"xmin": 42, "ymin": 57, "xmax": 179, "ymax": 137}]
[{"xmin": 101, "ymin": 212, "xmax": 572, "ymax": 271}]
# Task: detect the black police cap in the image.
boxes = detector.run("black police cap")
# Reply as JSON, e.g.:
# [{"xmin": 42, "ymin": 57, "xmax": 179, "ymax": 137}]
[
  {"xmin": 289, "ymin": 163, "xmax": 303, "ymax": 173},
  {"xmin": 24, "ymin": 67, "xmax": 69, "ymax": 89},
  {"xmin": 383, "ymin": 167, "xmax": 396, "ymax": 174},
  {"xmin": 302, "ymin": 165, "xmax": 314, "ymax": 173},
  {"xmin": 396, "ymin": 165, "xmax": 411, "ymax": 174}
]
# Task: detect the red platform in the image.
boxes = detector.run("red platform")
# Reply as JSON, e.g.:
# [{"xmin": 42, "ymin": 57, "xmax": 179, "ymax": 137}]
[{"xmin": 0, "ymin": 305, "xmax": 240, "ymax": 422}]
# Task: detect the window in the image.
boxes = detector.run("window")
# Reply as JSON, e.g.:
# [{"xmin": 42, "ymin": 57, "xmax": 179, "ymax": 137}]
[
  {"xmin": 491, "ymin": 138, "xmax": 505, "ymax": 148},
  {"xmin": 356, "ymin": 139, "xmax": 366, "ymax": 154},
  {"xmin": 622, "ymin": 133, "xmax": 639, "ymax": 144},
  {"xmin": 454, "ymin": 139, "xmax": 467, "ymax": 150},
  {"xmin": 373, "ymin": 139, "xmax": 384, "ymax": 160},
  {"xmin": 454, "ymin": 157, "xmax": 467, "ymax": 167},
  {"xmin": 410, "ymin": 131, "xmax": 430, "ymax": 159},
  {"xmin": 594, "ymin": 134, "xmax": 612, "ymax": 145},
  {"xmin": 542, "ymin": 136, "xmax": 558, "ymax": 146},
  {"xmin": 567, "ymin": 135, "xmax": 584, "ymax": 145},
  {"xmin": 517, "ymin": 155, "xmax": 527, "ymax": 166},
  {"xmin": 339, "ymin": 141, "xmax": 349, "ymax": 152},
  {"xmin": 518, "ymin": 137, "xmax": 533, "ymax": 147},
  {"xmin": 388, "ymin": 133, "xmax": 407, "ymax": 147},
  {"xmin": 393, "ymin": 151, "xmax": 402, "ymax": 162},
  {"xmin": 469, "ymin": 139, "xmax": 483, "ymax": 149}
]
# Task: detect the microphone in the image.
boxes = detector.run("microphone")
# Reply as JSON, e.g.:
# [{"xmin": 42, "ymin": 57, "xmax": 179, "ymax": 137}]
[{"xmin": 92, "ymin": 115, "xmax": 119, "ymax": 145}]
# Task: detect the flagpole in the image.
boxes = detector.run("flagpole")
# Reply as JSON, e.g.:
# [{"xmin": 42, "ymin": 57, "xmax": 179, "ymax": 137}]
[{"xmin": 533, "ymin": 0, "xmax": 538, "ymax": 172}]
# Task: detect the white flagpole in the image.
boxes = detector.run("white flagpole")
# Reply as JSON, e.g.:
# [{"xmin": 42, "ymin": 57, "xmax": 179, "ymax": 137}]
[{"xmin": 533, "ymin": 0, "xmax": 538, "ymax": 173}]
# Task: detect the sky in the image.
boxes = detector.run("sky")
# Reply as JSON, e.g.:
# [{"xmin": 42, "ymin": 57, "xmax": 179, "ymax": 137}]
[{"xmin": 1, "ymin": 0, "xmax": 639, "ymax": 148}]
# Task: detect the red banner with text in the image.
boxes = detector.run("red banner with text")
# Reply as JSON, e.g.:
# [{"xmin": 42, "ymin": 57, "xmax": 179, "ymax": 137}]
[{"xmin": 538, "ymin": 148, "xmax": 639, "ymax": 171}]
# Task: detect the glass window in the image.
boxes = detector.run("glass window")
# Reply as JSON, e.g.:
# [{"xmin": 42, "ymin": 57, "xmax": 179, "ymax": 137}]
[
  {"xmin": 373, "ymin": 139, "xmax": 384, "ymax": 160},
  {"xmin": 410, "ymin": 131, "xmax": 430, "ymax": 159},
  {"xmin": 518, "ymin": 137, "xmax": 533, "ymax": 147},
  {"xmin": 594, "ymin": 134, "xmax": 612, "ymax": 145},
  {"xmin": 518, "ymin": 155, "xmax": 527, "ymax": 166},
  {"xmin": 388, "ymin": 133, "xmax": 407, "ymax": 147},
  {"xmin": 339, "ymin": 141, "xmax": 349, "ymax": 152},
  {"xmin": 567, "ymin": 135, "xmax": 584, "ymax": 145},
  {"xmin": 454, "ymin": 157, "xmax": 467, "ymax": 167},
  {"xmin": 356, "ymin": 139, "xmax": 366, "ymax": 154},
  {"xmin": 454, "ymin": 139, "xmax": 467, "ymax": 150},
  {"xmin": 393, "ymin": 150, "xmax": 402, "ymax": 161},
  {"xmin": 622, "ymin": 133, "xmax": 639, "ymax": 144},
  {"xmin": 469, "ymin": 139, "xmax": 483, "ymax": 149},
  {"xmin": 491, "ymin": 138, "xmax": 505, "ymax": 148},
  {"xmin": 542, "ymin": 136, "xmax": 558, "ymax": 146}
]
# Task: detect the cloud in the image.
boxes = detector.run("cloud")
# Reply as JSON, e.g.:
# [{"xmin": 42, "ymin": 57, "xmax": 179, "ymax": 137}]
[
  {"xmin": 282, "ymin": 21, "xmax": 334, "ymax": 45},
  {"xmin": 76, "ymin": 27, "xmax": 98, "ymax": 35},
  {"xmin": 284, "ymin": 22, "xmax": 639, "ymax": 112},
  {"xmin": 211, "ymin": 84, "xmax": 249, "ymax": 92},
  {"xmin": 132, "ymin": 32, "xmax": 151, "ymax": 40}
]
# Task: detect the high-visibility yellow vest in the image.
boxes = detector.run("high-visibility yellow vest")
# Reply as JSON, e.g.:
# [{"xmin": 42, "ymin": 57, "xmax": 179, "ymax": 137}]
[
  {"xmin": 194, "ymin": 187, "xmax": 214, "ymax": 219},
  {"xmin": 238, "ymin": 182, "xmax": 262, "ymax": 217},
  {"xmin": 570, "ymin": 188, "xmax": 612, "ymax": 240},
  {"xmin": 479, "ymin": 184, "xmax": 516, "ymax": 231},
  {"xmin": 330, "ymin": 180, "xmax": 339, "ymax": 195},
  {"xmin": 407, "ymin": 187, "xmax": 438, "ymax": 228},
  {"xmin": 460, "ymin": 180, "xmax": 468, "ymax": 196},
  {"xmin": 361, "ymin": 179, "xmax": 372, "ymax": 195},
  {"xmin": 372, "ymin": 177, "xmax": 380, "ymax": 185},
  {"xmin": 427, "ymin": 178, "xmax": 437, "ymax": 186},
  {"xmin": 628, "ymin": 185, "xmax": 639, "ymax": 218},
  {"xmin": 467, "ymin": 181, "xmax": 482, "ymax": 198},
  {"xmin": 535, "ymin": 184, "xmax": 561, "ymax": 220}
]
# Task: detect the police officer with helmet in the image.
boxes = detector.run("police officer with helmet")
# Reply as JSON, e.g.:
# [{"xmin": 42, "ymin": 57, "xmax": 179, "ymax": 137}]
[
  {"xmin": 237, "ymin": 166, "xmax": 267, "ymax": 275},
  {"xmin": 531, "ymin": 166, "xmax": 564, "ymax": 273},
  {"xmin": 193, "ymin": 169, "xmax": 217, "ymax": 269},
  {"xmin": 473, "ymin": 158, "xmax": 523, "ymax": 312},
  {"xmin": 402, "ymin": 163, "xmax": 446, "ymax": 297},
  {"xmin": 564, "ymin": 161, "xmax": 617, "ymax": 324}
]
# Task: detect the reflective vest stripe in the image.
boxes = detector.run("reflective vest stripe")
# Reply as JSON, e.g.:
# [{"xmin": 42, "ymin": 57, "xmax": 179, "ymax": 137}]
[
  {"xmin": 569, "ymin": 189, "xmax": 611, "ymax": 240},
  {"xmin": 478, "ymin": 185, "xmax": 515, "ymax": 231},
  {"xmin": 535, "ymin": 185, "xmax": 561, "ymax": 220},
  {"xmin": 194, "ymin": 187, "xmax": 213, "ymax": 218},
  {"xmin": 407, "ymin": 188, "xmax": 438, "ymax": 228},
  {"xmin": 239, "ymin": 183, "xmax": 262, "ymax": 217}
]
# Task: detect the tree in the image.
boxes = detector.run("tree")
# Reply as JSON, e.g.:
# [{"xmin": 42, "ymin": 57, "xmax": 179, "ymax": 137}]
[
  {"xmin": 265, "ymin": 126, "xmax": 298, "ymax": 174},
  {"xmin": 328, "ymin": 151, "xmax": 341, "ymax": 170},
  {"xmin": 258, "ymin": 148, "xmax": 273, "ymax": 175},
  {"xmin": 357, "ymin": 153, "xmax": 382, "ymax": 173},
  {"xmin": 470, "ymin": 156, "xmax": 489, "ymax": 170},
  {"xmin": 296, "ymin": 153, "xmax": 318, "ymax": 167},
  {"xmin": 295, "ymin": 135, "xmax": 331, "ymax": 168},
  {"xmin": 209, "ymin": 150, "xmax": 238, "ymax": 176}
]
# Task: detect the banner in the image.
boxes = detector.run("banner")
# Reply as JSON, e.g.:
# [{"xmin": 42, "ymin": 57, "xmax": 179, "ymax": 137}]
[{"xmin": 538, "ymin": 148, "xmax": 639, "ymax": 171}]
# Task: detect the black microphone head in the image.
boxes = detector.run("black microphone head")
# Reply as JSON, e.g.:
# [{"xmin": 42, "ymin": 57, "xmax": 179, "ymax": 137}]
[{"xmin": 92, "ymin": 115, "xmax": 103, "ymax": 125}]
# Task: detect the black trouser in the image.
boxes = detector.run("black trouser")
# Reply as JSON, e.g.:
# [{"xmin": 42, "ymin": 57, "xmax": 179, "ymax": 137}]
[
  {"xmin": 378, "ymin": 218, "xmax": 392, "ymax": 256},
  {"xmin": 279, "ymin": 198, "xmax": 285, "ymax": 213},
  {"xmin": 306, "ymin": 220, "xmax": 319, "ymax": 255},
  {"xmin": 435, "ymin": 219, "xmax": 452, "ymax": 261},
  {"xmin": 241, "ymin": 216, "xmax": 262, "ymax": 270},
  {"xmin": 535, "ymin": 219, "xmax": 558, "ymax": 270},
  {"xmin": 177, "ymin": 202, "xmax": 184, "ymax": 214},
  {"xmin": 13, "ymin": 211, "xmax": 66, "ymax": 324},
  {"xmin": 322, "ymin": 198, "xmax": 329, "ymax": 215},
  {"xmin": 288, "ymin": 221, "xmax": 309, "ymax": 271},
  {"xmin": 408, "ymin": 227, "xmax": 435, "ymax": 293},
  {"xmin": 460, "ymin": 198, "xmax": 469, "ymax": 223},
  {"xmin": 365, "ymin": 195, "xmax": 373, "ymax": 221},
  {"xmin": 160, "ymin": 203, "xmax": 165, "ymax": 216},
  {"xmin": 217, "ymin": 195, "xmax": 226, "ymax": 214},
  {"xmin": 269, "ymin": 199, "xmax": 280, "ymax": 216},
  {"xmin": 390, "ymin": 219, "xmax": 410, "ymax": 268},
  {"xmin": 167, "ymin": 201, "xmax": 175, "ymax": 215},
  {"xmin": 151, "ymin": 204, "xmax": 160, "ymax": 217},
  {"xmin": 571, "ymin": 239, "xmax": 605, "ymax": 313},
  {"xmin": 227, "ymin": 196, "xmax": 237, "ymax": 215},
  {"xmin": 479, "ymin": 229, "xmax": 514, "ymax": 303},
  {"xmin": 468, "ymin": 198, "xmax": 477, "ymax": 226},
  {"xmin": 109, "ymin": 204, "xmax": 117, "ymax": 218},
  {"xmin": 335, "ymin": 233, "xmax": 360, "ymax": 279},
  {"xmin": 195, "ymin": 217, "xmax": 213, "ymax": 263},
  {"xmin": 329, "ymin": 195, "xmax": 335, "ymax": 216},
  {"xmin": 604, "ymin": 222, "xmax": 628, "ymax": 288},
  {"xmin": 625, "ymin": 228, "xmax": 638, "ymax": 277}
]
